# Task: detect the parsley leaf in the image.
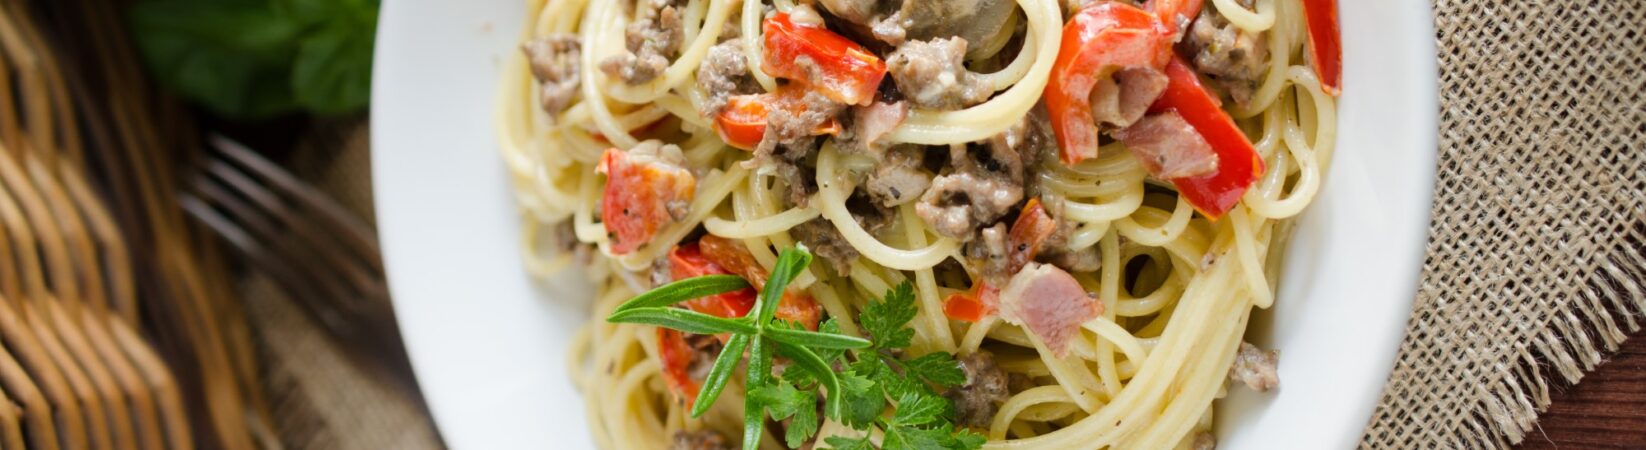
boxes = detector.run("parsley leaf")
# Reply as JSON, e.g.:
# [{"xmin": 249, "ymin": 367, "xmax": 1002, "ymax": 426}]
[
  {"xmin": 861, "ymin": 282, "xmax": 917, "ymax": 350},
  {"xmin": 899, "ymin": 352, "xmax": 967, "ymax": 388},
  {"xmin": 952, "ymin": 429, "xmax": 987, "ymax": 449},
  {"xmin": 785, "ymin": 397, "xmax": 819, "ymax": 448},
  {"xmin": 823, "ymin": 436, "xmax": 876, "ymax": 450},
  {"xmin": 812, "ymin": 319, "xmax": 848, "ymax": 364},
  {"xmin": 886, "ymin": 423, "xmax": 983, "ymax": 450},
  {"xmin": 868, "ymin": 358, "xmax": 929, "ymax": 401},
  {"xmin": 750, "ymin": 382, "xmax": 808, "ymax": 419},
  {"xmin": 890, "ymin": 392, "xmax": 948, "ymax": 427},
  {"xmin": 752, "ymin": 382, "xmax": 819, "ymax": 448},
  {"xmin": 837, "ymin": 371, "xmax": 883, "ymax": 429}
]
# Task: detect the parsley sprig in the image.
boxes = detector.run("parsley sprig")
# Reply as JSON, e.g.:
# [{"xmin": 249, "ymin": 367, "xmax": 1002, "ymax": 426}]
[
  {"xmin": 607, "ymin": 247, "xmax": 984, "ymax": 450},
  {"xmin": 817, "ymin": 283, "xmax": 983, "ymax": 450}
]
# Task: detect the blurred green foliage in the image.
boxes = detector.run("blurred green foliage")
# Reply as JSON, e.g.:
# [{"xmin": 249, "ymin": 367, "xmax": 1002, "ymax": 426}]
[{"xmin": 130, "ymin": 0, "xmax": 379, "ymax": 119}]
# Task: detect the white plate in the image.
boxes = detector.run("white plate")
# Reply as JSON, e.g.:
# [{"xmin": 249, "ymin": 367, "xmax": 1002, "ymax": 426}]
[{"xmin": 371, "ymin": 1, "xmax": 1437, "ymax": 448}]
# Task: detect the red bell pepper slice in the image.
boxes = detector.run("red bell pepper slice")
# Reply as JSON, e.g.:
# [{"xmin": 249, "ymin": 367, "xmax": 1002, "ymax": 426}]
[
  {"xmin": 668, "ymin": 243, "xmax": 759, "ymax": 319},
  {"xmin": 597, "ymin": 148, "xmax": 696, "ymax": 254},
  {"xmin": 1300, "ymin": 0, "xmax": 1342, "ymax": 96},
  {"xmin": 1146, "ymin": 0, "xmax": 1204, "ymax": 39},
  {"xmin": 762, "ymin": 12, "xmax": 888, "ymax": 106},
  {"xmin": 1148, "ymin": 57, "xmax": 1264, "ymax": 219},
  {"xmin": 657, "ymin": 328, "xmax": 703, "ymax": 408},
  {"xmin": 1044, "ymin": 2, "xmax": 1172, "ymax": 164},
  {"xmin": 712, "ymin": 87, "xmax": 843, "ymax": 151},
  {"xmin": 697, "ymin": 235, "xmax": 821, "ymax": 330}
]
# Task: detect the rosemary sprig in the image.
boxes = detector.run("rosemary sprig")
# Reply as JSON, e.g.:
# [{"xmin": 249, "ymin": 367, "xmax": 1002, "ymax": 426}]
[
  {"xmin": 607, "ymin": 248, "xmax": 870, "ymax": 449},
  {"xmin": 607, "ymin": 247, "xmax": 983, "ymax": 450}
]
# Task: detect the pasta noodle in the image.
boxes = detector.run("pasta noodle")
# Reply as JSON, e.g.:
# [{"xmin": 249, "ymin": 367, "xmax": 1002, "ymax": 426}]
[{"xmin": 498, "ymin": 0, "xmax": 1337, "ymax": 447}]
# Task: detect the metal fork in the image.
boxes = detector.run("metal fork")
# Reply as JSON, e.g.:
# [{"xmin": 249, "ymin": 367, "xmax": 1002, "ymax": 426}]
[{"xmin": 179, "ymin": 134, "xmax": 420, "ymax": 399}]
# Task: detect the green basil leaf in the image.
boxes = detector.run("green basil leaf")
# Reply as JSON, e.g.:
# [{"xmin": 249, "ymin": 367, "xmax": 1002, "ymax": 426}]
[
  {"xmin": 611, "ymin": 275, "xmax": 751, "ymax": 314},
  {"xmin": 606, "ymin": 307, "xmax": 756, "ymax": 335},
  {"xmin": 691, "ymin": 333, "xmax": 749, "ymax": 418},
  {"xmin": 130, "ymin": 0, "xmax": 303, "ymax": 119},
  {"xmin": 764, "ymin": 327, "xmax": 871, "ymax": 350},
  {"xmin": 756, "ymin": 247, "xmax": 812, "ymax": 325},
  {"xmin": 291, "ymin": 20, "xmax": 376, "ymax": 115}
]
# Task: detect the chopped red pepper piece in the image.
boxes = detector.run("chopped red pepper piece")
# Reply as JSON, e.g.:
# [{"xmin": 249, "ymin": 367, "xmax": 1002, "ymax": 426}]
[
  {"xmin": 1146, "ymin": 0, "xmax": 1204, "ymax": 39},
  {"xmin": 1007, "ymin": 199, "xmax": 1058, "ymax": 275},
  {"xmin": 696, "ymin": 235, "xmax": 766, "ymax": 287},
  {"xmin": 1044, "ymin": 2, "xmax": 1172, "ymax": 164},
  {"xmin": 1300, "ymin": 0, "xmax": 1342, "ymax": 96},
  {"xmin": 597, "ymin": 147, "xmax": 696, "ymax": 254},
  {"xmin": 713, "ymin": 95, "xmax": 769, "ymax": 150},
  {"xmin": 668, "ymin": 243, "xmax": 759, "ymax": 319},
  {"xmin": 943, "ymin": 283, "xmax": 998, "ymax": 323},
  {"xmin": 1147, "ymin": 57, "xmax": 1264, "ymax": 219},
  {"xmin": 712, "ymin": 87, "xmax": 843, "ymax": 151},
  {"xmin": 657, "ymin": 328, "xmax": 703, "ymax": 408},
  {"xmin": 762, "ymin": 12, "xmax": 888, "ymax": 106},
  {"xmin": 697, "ymin": 235, "xmax": 821, "ymax": 330}
]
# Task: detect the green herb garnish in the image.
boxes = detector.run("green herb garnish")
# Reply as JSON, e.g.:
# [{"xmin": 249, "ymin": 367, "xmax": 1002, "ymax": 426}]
[{"xmin": 607, "ymin": 247, "xmax": 984, "ymax": 450}]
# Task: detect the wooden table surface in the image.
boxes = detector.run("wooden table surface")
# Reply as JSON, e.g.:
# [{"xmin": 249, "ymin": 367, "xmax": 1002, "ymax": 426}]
[{"xmin": 1515, "ymin": 331, "xmax": 1646, "ymax": 449}]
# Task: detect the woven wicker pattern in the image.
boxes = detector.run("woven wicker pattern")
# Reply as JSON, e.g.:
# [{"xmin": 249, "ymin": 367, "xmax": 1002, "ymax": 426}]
[{"xmin": 1360, "ymin": 1, "xmax": 1646, "ymax": 448}]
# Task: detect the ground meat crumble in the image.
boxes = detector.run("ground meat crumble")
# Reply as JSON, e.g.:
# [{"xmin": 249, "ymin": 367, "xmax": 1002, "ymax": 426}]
[
  {"xmin": 600, "ymin": 0, "xmax": 685, "ymax": 84},
  {"xmin": 521, "ymin": 33, "xmax": 582, "ymax": 117}
]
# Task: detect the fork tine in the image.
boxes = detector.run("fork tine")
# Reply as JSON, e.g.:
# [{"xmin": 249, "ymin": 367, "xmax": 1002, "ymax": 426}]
[
  {"xmin": 186, "ymin": 156, "xmax": 419, "ymax": 396},
  {"xmin": 200, "ymin": 161, "xmax": 369, "ymax": 309},
  {"xmin": 204, "ymin": 157, "xmax": 385, "ymax": 311},
  {"xmin": 208, "ymin": 135, "xmax": 383, "ymax": 272},
  {"xmin": 180, "ymin": 192, "xmax": 356, "ymax": 337}
]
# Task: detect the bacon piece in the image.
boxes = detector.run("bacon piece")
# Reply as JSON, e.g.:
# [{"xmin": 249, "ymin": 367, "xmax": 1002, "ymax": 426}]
[
  {"xmin": 997, "ymin": 263, "xmax": 1102, "ymax": 357},
  {"xmin": 1089, "ymin": 67, "xmax": 1170, "ymax": 129},
  {"xmin": 1114, "ymin": 111, "xmax": 1220, "ymax": 179}
]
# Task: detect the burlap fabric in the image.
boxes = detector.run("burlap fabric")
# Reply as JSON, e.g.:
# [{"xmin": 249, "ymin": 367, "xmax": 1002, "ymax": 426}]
[
  {"xmin": 245, "ymin": 120, "xmax": 443, "ymax": 449},
  {"xmin": 244, "ymin": 2, "xmax": 1646, "ymax": 448},
  {"xmin": 1360, "ymin": 1, "xmax": 1646, "ymax": 448}
]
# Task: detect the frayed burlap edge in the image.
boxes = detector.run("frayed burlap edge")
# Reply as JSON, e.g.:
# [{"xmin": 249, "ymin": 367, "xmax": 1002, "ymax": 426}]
[{"xmin": 1360, "ymin": 1, "xmax": 1646, "ymax": 448}]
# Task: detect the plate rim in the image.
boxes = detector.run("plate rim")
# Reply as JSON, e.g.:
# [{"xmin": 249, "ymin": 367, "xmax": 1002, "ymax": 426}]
[{"xmin": 369, "ymin": 0, "xmax": 1441, "ymax": 447}]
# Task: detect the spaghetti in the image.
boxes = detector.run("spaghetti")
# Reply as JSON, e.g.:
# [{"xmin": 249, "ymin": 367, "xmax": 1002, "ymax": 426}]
[{"xmin": 499, "ymin": 0, "xmax": 1339, "ymax": 448}]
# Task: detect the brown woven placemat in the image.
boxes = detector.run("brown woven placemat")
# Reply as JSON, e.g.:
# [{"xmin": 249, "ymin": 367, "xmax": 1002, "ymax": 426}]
[{"xmin": 1360, "ymin": 1, "xmax": 1646, "ymax": 448}]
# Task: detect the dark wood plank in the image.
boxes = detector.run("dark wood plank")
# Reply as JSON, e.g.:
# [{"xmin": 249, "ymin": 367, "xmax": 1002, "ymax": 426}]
[{"xmin": 1518, "ymin": 332, "xmax": 1646, "ymax": 450}]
